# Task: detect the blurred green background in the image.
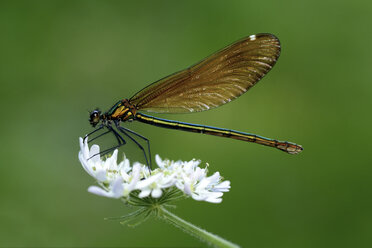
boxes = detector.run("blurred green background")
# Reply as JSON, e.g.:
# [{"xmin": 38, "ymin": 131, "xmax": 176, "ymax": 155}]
[{"xmin": 1, "ymin": 0, "xmax": 371, "ymax": 247}]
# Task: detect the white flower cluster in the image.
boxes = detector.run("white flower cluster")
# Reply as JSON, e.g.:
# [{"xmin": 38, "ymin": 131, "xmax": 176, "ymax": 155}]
[{"xmin": 78, "ymin": 138, "xmax": 230, "ymax": 203}]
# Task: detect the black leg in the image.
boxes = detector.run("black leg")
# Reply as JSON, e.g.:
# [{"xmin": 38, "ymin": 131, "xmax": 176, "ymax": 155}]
[
  {"xmin": 88, "ymin": 125, "xmax": 127, "ymax": 160},
  {"xmin": 115, "ymin": 122, "xmax": 151, "ymax": 169},
  {"xmin": 88, "ymin": 129, "xmax": 112, "ymax": 143},
  {"xmin": 91, "ymin": 143, "xmax": 122, "ymax": 160},
  {"xmin": 118, "ymin": 125, "xmax": 152, "ymax": 168},
  {"xmin": 84, "ymin": 124, "xmax": 104, "ymax": 142},
  {"xmin": 108, "ymin": 125, "xmax": 126, "ymax": 146}
]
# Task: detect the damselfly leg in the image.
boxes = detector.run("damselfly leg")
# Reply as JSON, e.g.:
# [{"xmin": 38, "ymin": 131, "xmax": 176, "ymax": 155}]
[
  {"xmin": 84, "ymin": 124, "xmax": 126, "ymax": 160},
  {"xmin": 115, "ymin": 121, "xmax": 152, "ymax": 169},
  {"xmin": 91, "ymin": 125, "xmax": 127, "ymax": 159},
  {"xmin": 88, "ymin": 129, "xmax": 112, "ymax": 144},
  {"xmin": 84, "ymin": 122, "xmax": 152, "ymax": 169},
  {"xmin": 84, "ymin": 124, "xmax": 104, "ymax": 143}
]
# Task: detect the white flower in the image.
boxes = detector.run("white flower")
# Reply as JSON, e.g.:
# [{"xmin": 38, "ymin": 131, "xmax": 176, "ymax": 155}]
[
  {"xmin": 87, "ymin": 177, "xmax": 124, "ymax": 198},
  {"xmin": 135, "ymin": 171, "xmax": 176, "ymax": 198},
  {"xmin": 78, "ymin": 138, "xmax": 140, "ymax": 198},
  {"xmin": 186, "ymin": 172, "xmax": 231, "ymax": 203},
  {"xmin": 78, "ymin": 138, "xmax": 230, "ymax": 204}
]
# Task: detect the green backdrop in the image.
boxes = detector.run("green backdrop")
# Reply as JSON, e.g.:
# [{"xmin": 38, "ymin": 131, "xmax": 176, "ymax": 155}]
[{"xmin": 1, "ymin": 0, "xmax": 371, "ymax": 247}]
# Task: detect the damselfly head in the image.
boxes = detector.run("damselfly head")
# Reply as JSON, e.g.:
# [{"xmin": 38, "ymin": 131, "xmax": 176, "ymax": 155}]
[{"xmin": 89, "ymin": 109, "xmax": 101, "ymax": 127}]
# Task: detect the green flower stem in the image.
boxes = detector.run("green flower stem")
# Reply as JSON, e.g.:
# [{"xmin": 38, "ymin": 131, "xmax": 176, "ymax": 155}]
[{"xmin": 159, "ymin": 206, "xmax": 239, "ymax": 248}]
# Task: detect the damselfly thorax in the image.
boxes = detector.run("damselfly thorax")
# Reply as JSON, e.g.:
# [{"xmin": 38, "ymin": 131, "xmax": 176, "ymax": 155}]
[{"xmin": 106, "ymin": 99, "xmax": 137, "ymax": 122}]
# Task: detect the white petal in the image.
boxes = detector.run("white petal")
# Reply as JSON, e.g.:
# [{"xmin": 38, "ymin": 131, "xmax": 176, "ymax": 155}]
[
  {"xmin": 192, "ymin": 159, "xmax": 201, "ymax": 167},
  {"xmin": 205, "ymin": 197, "xmax": 222, "ymax": 203},
  {"xmin": 79, "ymin": 137, "xmax": 90, "ymax": 159},
  {"xmin": 208, "ymin": 172, "xmax": 221, "ymax": 183},
  {"xmin": 105, "ymin": 149, "xmax": 118, "ymax": 169},
  {"xmin": 123, "ymin": 157, "xmax": 130, "ymax": 168},
  {"xmin": 128, "ymin": 163, "xmax": 142, "ymax": 190},
  {"xmin": 118, "ymin": 156, "xmax": 130, "ymax": 172},
  {"xmin": 111, "ymin": 178, "xmax": 124, "ymax": 197},
  {"xmin": 141, "ymin": 165, "xmax": 151, "ymax": 177},
  {"xmin": 160, "ymin": 178, "xmax": 176, "ymax": 188},
  {"xmin": 175, "ymin": 181, "xmax": 184, "ymax": 191},
  {"xmin": 191, "ymin": 194, "xmax": 207, "ymax": 201},
  {"xmin": 89, "ymin": 145, "xmax": 101, "ymax": 163},
  {"xmin": 196, "ymin": 178, "xmax": 210, "ymax": 190},
  {"xmin": 122, "ymin": 184, "xmax": 132, "ymax": 197},
  {"xmin": 183, "ymin": 162, "xmax": 193, "ymax": 172},
  {"xmin": 214, "ymin": 181, "xmax": 230, "ymax": 192},
  {"xmin": 193, "ymin": 167, "xmax": 206, "ymax": 181},
  {"xmin": 79, "ymin": 137, "xmax": 85, "ymax": 156},
  {"xmin": 151, "ymin": 188, "xmax": 162, "ymax": 198},
  {"xmin": 95, "ymin": 169, "xmax": 107, "ymax": 182},
  {"xmin": 183, "ymin": 181, "xmax": 192, "ymax": 195},
  {"xmin": 155, "ymin": 154, "xmax": 165, "ymax": 167},
  {"xmin": 138, "ymin": 189, "xmax": 151, "ymax": 198},
  {"xmin": 78, "ymin": 152, "xmax": 94, "ymax": 177},
  {"xmin": 120, "ymin": 170, "xmax": 130, "ymax": 182},
  {"xmin": 88, "ymin": 186, "xmax": 115, "ymax": 198},
  {"xmin": 185, "ymin": 159, "xmax": 201, "ymax": 170},
  {"xmin": 136, "ymin": 173, "xmax": 161, "ymax": 189}
]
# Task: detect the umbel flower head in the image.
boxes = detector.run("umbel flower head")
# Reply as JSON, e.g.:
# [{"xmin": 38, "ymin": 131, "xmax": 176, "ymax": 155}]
[
  {"xmin": 78, "ymin": 138, "xmax": 239, "ymax": 247},
  {"xmin": 78, "ymin": 137, "xmax": 230, "ymax": 205}
]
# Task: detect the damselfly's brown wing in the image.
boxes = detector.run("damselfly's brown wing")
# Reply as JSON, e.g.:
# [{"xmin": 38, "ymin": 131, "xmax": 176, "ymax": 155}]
[{"xmin": 129, "ymin": 33, "xmax": 281, "ymax": 113}]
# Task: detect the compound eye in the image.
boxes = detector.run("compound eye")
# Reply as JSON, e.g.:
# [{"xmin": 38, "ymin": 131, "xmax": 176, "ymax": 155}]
[
  {"xmin": 91, "ymin": 110, "xmax": 100, "ymax": 117},
  {"xmin": 89, "ymin": 110, "xmax": 101, "ymax": 127}
]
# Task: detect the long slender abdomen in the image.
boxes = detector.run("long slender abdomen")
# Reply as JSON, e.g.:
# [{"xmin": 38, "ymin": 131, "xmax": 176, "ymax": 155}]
[{"xmin": 135, "ymin": 113, "xmax": 303, "ymax": 154}]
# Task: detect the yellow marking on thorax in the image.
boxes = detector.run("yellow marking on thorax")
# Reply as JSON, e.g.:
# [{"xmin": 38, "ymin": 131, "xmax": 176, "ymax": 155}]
[{"xmin": 111, "ymin": 106, "xmax": 129, "ymax": 118}]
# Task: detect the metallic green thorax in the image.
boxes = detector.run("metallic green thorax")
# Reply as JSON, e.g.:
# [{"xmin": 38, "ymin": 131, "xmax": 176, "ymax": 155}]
[{"xmin": 106, "ymin": 100, "xmax": 123, "ymax": 116}]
